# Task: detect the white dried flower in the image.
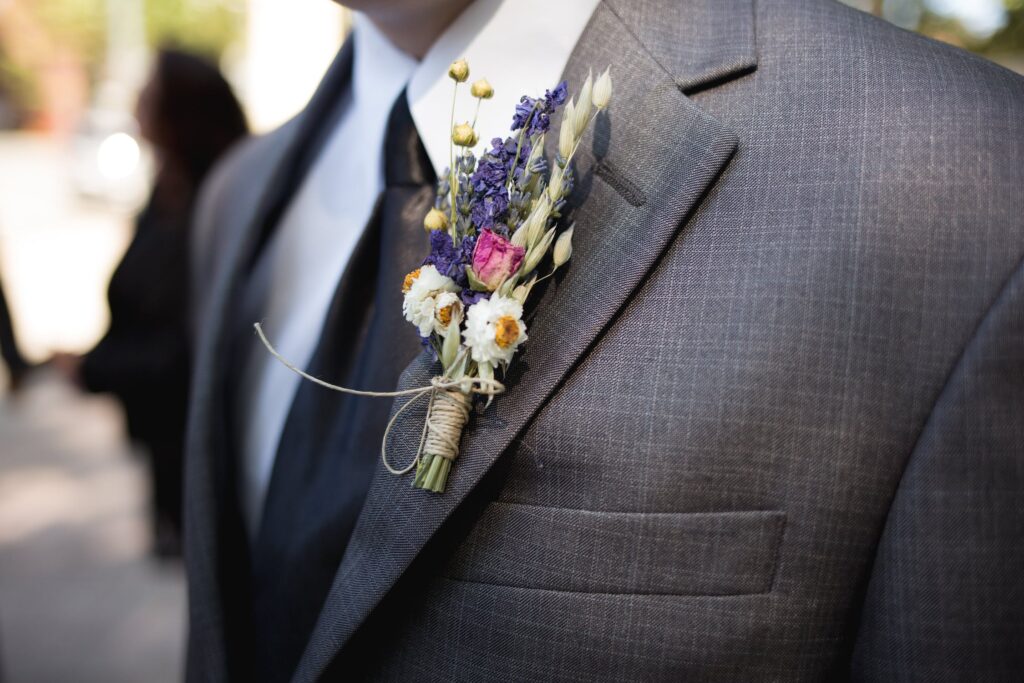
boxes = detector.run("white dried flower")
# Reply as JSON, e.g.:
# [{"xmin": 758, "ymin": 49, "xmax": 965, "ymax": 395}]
[
  {"xmin": 402, "ymin": 265, "xmax": 459, "ymax": 337},
  {"xmin": 553, "ymin": 225, "xmax": 574, "ymax": 267},
  {"xmin": 463, "ymin": 294, "xmax": 528, "ymax": 365},
  {"xmin": 433, "ymin": 291, "xmax": 463, "ymax": 331}
]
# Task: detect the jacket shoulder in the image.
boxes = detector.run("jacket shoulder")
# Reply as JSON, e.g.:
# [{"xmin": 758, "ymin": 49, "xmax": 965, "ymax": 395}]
[
  {"xmin": 759, "ymin": 0, "xmax": 1024, "ymax": 106},
  {"xmin": 190, "ymin": 117, "xmax": 301, "ymax": 297}
]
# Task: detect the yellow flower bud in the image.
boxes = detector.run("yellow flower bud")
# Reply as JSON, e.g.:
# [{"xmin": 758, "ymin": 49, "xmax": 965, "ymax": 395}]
[
  {"xmin": 452, "ymin": 122, "xmax": 478, "ymax": 147},
  {"xmin": 470, "ymin": 79, "xmax": 494, "ymax": 99},
  {"xmin": 448, "ymin": 59, "xmax": 470, "ymax": 83},
  {"xmin": 423, "ymin": 207, "xmax": 449, "ymax": 232}
]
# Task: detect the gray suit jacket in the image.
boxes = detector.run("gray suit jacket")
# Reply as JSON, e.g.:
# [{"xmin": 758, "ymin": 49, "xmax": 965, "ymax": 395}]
[{"xmin": 185, "ymin": 0, "xmax": 1024, "ymax": 680}]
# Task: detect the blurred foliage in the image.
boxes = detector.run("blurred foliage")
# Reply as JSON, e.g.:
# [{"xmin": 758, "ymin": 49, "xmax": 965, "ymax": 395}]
[
  {"xmin": 143, "ymin": 0, "xmax": 244, "ymax": 59},
  {"xmin": 32, "ymin": 0, "xmax": 106, "ymax": 66},
  {"xmin": 0, "ymin": 0, "xmax": 245, "ymax": 123},
  {"xmin": 851, "ymin": 0, "xmax": 1024, "ymax": 52},
  {"xmin": 18, "ymin": 0, "xmax": 243, "ymax": 69},
  {"xmin": 983, "ymin": 0, "xmax": 1024, "ymax": 54}
]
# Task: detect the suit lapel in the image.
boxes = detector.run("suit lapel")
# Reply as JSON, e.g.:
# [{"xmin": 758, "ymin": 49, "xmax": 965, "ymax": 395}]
[
  {"xmin": 185, "ymin": 39, "xmax": 355, "ymax": 673},
  {"xmin": 295, "ymin": 1, "xmax": 756, "ymax": 678}
]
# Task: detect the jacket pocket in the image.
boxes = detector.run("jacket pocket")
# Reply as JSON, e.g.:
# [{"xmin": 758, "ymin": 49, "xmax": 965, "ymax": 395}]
[{"xmin": 443, "ymin": 502, "xmax": 786, "ymax": 596}]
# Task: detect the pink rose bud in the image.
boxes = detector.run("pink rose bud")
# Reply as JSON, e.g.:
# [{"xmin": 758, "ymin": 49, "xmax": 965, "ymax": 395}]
[{"xmin": 472, "ymin": 228, "xmax": 526, "ymax": 290}]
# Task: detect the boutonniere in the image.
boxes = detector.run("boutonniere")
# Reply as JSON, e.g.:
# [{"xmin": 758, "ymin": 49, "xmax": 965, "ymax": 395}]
[{"xmin": 257, "ymin": 59, "xmax": 612, "ymax": 494}]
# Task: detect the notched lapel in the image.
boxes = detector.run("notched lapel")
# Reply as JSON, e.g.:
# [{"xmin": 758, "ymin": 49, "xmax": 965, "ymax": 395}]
[{"xmin": 296, "ymin": 1, "xmax": 755, "ymax": 678}]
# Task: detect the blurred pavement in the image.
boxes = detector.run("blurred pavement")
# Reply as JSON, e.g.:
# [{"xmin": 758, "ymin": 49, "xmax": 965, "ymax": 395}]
[{"xmin": 0, "ymin": 370, "xmax": 185, "ymax": 682}]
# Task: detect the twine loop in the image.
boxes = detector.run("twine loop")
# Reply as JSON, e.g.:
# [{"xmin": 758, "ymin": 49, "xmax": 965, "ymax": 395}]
[{"xmin": 253, "ymin": 322, "xmax": 504, "ymax": 477}]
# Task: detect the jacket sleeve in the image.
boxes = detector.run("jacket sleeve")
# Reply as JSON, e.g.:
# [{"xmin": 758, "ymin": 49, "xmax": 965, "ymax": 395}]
[{"xmin": 850, "ymin": 256, "xmax": 1024, "ymax": 680}]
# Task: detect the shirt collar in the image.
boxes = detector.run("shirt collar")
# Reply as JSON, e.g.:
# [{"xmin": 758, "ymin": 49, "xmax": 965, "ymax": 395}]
[
  {"xmin": 350, "ymin": 13, "xmax": 418, "ymax": 129},
  {"xmin": 407, "ymin": 0, "xmax": 601, "ymax": 176}
]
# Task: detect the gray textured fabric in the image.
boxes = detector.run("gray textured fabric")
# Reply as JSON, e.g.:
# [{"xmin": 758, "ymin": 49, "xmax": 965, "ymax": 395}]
[{"xmin": 184, "ymin": 0, "xmax": 1024, "ymax": 680}]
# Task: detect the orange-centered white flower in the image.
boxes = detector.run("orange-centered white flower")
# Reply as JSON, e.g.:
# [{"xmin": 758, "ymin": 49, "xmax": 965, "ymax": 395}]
[
  {"xmin": 433, "ymin": 291, "xmax": 463, "ymax": 331},
  {"xmin": 402, "ymin": 265, "xmax": 459, "ymax": 337},
  {"xmin": 463, "ymin": 294, "xmax": 527, "ymax": 365}
]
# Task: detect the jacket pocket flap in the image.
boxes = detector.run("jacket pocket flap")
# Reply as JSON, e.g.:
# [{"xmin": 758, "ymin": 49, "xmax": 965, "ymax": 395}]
[{"xmin": 444, "ymin": 502, "xmax": 786, "ymax": 596}]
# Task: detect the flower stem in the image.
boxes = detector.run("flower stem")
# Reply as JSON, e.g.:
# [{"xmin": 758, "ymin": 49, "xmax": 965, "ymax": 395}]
[
  {"xmin": 471, "ymin": 97, "xmax": 482, "ymax": 129},
  {"xmin": 564, "ymin": 110, "xmax": 600, "ymax": 177},
  {"xmin": 448, "ymin": 83, "xmax": 459, "ymax": 243}
]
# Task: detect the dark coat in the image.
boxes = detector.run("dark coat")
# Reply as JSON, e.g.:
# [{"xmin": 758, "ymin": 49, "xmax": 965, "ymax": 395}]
[
  {"xmin": 186, "ymin": 1, "xmax": 1024, "ymax": 680},
  {"xmin": 82, "ymin": 182, "xmax": 191, "ymax": 455}
]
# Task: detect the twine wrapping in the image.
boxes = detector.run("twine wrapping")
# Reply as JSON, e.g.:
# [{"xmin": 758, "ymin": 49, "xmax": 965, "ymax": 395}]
[{"xmin": 254, "ymin": 323, "xmax": 503, "ymax": 484}]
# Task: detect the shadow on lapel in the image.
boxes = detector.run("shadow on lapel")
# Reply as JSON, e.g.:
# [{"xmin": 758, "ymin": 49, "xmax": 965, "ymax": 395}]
[{"xmin": 293, "ymin": 0, "xmax": 757, "ymax": 679}]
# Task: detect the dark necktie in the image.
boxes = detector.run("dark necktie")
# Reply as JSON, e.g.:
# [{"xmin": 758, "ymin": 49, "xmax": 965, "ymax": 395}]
[{"xmin": 247, "ymin": 91, "xmax": 435, "ymax": 681}]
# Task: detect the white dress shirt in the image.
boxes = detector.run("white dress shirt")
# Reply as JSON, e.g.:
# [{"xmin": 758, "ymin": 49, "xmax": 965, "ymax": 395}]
[{"xmin": 239, "ymin": 0, "xmax": 601, "ymax": 534}]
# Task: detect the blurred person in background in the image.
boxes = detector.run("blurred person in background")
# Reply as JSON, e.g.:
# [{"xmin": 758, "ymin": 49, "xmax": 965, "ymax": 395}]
[
  {"xmin": 52, "ymin": 47, "xmax": 247, "ymax": 558},
  {"xmin": 0, "ymin": 269, "xmax": 30, "ymax": 392}
]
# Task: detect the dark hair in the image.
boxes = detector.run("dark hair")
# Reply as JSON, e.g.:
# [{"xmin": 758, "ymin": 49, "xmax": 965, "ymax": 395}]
[{"xmin": 146, "ymin": 47, "xmax": 248, "ymax": 186}]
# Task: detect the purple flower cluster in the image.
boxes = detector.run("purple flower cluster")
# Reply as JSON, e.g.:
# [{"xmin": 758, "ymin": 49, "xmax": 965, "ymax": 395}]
[
  {"xmin": 424, "ymin": 229, "xmax": 476, "ymax": 289},
  {"xmin": 469, "ymin": 136, "xmax": 517, "ymax": 229},
  {"xmin": 424, "ymin": 229, "xmax": 485, "ymax": 306},
  {"xmin": 465, "ymin": 81, "xmax": 570, "ymax": 230},
  {"xmin": 510, "ymin": 81, "xmax": 568, "ymax": 136}
]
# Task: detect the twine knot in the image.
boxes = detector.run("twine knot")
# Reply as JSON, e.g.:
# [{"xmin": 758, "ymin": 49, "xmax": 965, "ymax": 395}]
[{"xmin": 253, "ymin": 323, "xmax": 506, "ymax": 479}]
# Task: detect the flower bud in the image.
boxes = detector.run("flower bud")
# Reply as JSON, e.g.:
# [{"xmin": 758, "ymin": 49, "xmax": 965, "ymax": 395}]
[
  {"xmin": 574, "ymin": 71, "xmax": 593, "ymax": 139},
  {"xmin": 470, "ymin": 79, "xmax": 493, "ymax": 99},
  {"xmin": 512, "ymin": 275, "xmax": 537, "ymax": 304},
  {"xmin": 472, "ymin": 228, "xmax": 526, "ymax": 290},
  {"xmin": 593, "ymin": 68, "xmax": 612, "ymax": 109},
  {"xmin": 525, "ymin": 196, "xmax": 552, "ymax": 247},
  {"xmin": 558, "ymin": 100, "xmax": 575, "ymax": 159},
  {"xmin": 423, "ymin": 207, "xmax": 449, "ymax": 232},
  {"xmin": 522, "ymin": 228, "xmax": 556, "ymax": 274},
  {"xmin": 553, "ymin": 225, "xmax": 574, "ymax": 267},
  {"xmin": 510, "ymin": 221, "xmax": 529, "ymax": 247},
  {"xmin": 452, "ymin": 122, "xmax": 478, "ymax": 147},
  {"xmin": 548, "ymin": 165, "xmax": 564, "ymax": 202},
  {"xmin": 448, "ymin": 58, "xmax": 469, "ymax": 82}
]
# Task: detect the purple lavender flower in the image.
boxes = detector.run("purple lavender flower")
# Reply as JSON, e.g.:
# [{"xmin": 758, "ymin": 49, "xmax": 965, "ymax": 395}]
[
  {"xmin": 460, "ymin": 290, "xmax": 489, "ymax": 306},
  {"xmin": 510, "ymin": 81, "xmax": 568, "ymax": 136},
  {"xmin": 511, "ymin": 97, "xmax": 536, "ymax": 132},
  {"xmin": 423, "ymin": 230, "xmax": 476, "ymax": 288},
  {"xmin": 470, "ymin": 193, "xmax": 509, "ymax": 230},
  {"xmin": 469, "ymin": 137, "xmax": 518, "ymax": 228},
  {"xmin": 546, "ymin": 81, "xmax": 568, "ymax": 107}
]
